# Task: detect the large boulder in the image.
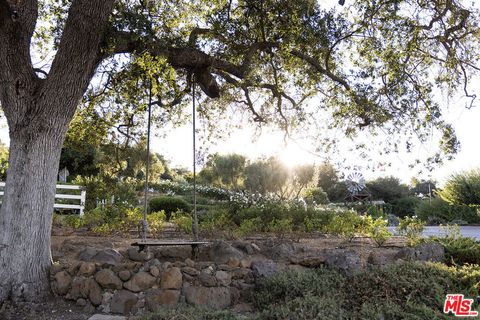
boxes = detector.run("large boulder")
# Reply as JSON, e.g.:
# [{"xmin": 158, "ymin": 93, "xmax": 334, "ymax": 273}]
[
  {"xmin": 145, "ymin": 289, "xmax": 180, "ymax": 310},
  {"xmin": 78, "ymin": 247, "xmax": 98, "ymax": 262},
  {"xmin": 184, "ymin": 286, "xmax": 232, "ymax": 309},
  {"xmin": 153, "ymin": 246, "xmax": 192, "ymax": 260},
  {"xmin": 86, "ymin": 278, "xmax": 103, "ymax": 306},
  {"xmin": 215, "ymin": 271, "xmax": 232, "ymax": 287},
  {"xmin": 79, "ymin": 248, "xmax": 123, "ymax": 265},
  {"xmin": 127, "ymin": 247, "xmax": 151, "ymax": 262},
  {"xmin": 395, "ymin": 242, "xmax": 445, "ymax": 262},
  {"xmin": 118, "ymin": 270, "xmax": 131, "ymax": 281},
  {"xmin": 160, "ymin": 267, "xmax": 183, "ymax": 290},
  {"xmin": 78, "ymin": 262, "xmax": 97, "ymax": 277},
  {"xmin": 251, "ymin": 260, "xmax": 279, "ymax": 280},
  {"xmin": 268, "ymin": 243, "xmax": 296, "ymax": 260},
  {"xmin": 324, "ymin": 249, "xmax": 361, "ymax": 275},
  {"xmin": 368, "ymin": 250, "xmax": 398, "ymax": 267},
  {"xmin": 94, "ymin": 249, "xmax": 124, "ymax": 265},
  {"xmin": 110, "ymin": 290, "xmax": 138, "ymax": 315},
  {"xmin": 95, "ymin": 269, "xmax": 122, "ymax": 290},
  {"xmin": 123, "ymin": 271, "xmax": 156, "ymax": 292},
  {"xmin": 181, "ymin": 267, "xmax": 200, "ymax": 276},
  {"xmin": 231, "ymin": 268, "xmax": 254, "ymax": 283},
  {"xmin": 231, "ymin": 241, "xmax": 257, "ymax": 255},
  {"xmin": 53, "ymin": 271, "xmax": 72, "ymax": 295},
  {"xmin": 67, "ymin": 276, "xmax": 88, "ymax": 300},
  {"xmin": 208, "ymin": 241, "xmax": 244, "ymax": 264},
  {"xmin": 291, "ymin": 255, "xmax": 327, "ymax": 268},
  {"xmin": 198, "ymin": 272, "xmax": 217, "ymax": 287}
]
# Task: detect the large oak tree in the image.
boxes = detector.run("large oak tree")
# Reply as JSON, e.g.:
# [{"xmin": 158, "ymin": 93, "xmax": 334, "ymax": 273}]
[{"xmin": 0, "ymin": 0, "xmax": 478, "ymax": 302}]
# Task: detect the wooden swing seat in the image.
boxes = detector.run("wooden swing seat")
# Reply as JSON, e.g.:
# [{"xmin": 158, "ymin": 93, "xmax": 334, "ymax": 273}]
[{"xmin": 131, "ymin": 240, "xmax": 209, "ymax": 258}]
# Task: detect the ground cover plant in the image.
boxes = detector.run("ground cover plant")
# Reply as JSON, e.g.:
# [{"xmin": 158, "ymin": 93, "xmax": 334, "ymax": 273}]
[
  {"xmin": 55, "ymin": 206, "xmax": 168, "ymax": 238},
  {"xmin": 138, "ymin": 262, "xmax": 480, "ymax": 320},
  {"xmin": 428, "ymin": 225, "xmax": 480, "ymax": 266}
]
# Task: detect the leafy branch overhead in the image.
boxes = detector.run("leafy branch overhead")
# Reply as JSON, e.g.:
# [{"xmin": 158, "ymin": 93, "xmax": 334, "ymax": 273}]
[{"xmin": 34, "ymin": 0, "xmax": 480, "ymax": 160}]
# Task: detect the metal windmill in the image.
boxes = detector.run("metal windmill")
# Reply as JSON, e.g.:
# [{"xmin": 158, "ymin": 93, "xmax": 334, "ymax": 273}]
[
  {"xmin": 345, "ymin": 171, "xmax": 370, "ymax": 202},
  {"xmin": 346, "ymin": 171, "xmax": 366, "ymax": 195}
]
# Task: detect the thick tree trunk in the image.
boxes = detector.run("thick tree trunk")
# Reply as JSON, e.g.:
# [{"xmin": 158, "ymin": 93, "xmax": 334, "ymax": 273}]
[
  {"xmin": 0, "ymin": 121, "xmax": 67, "ymax": 302},
  {"xmin": 0, "ymin": 0, "xmax": 115, "ymax": 303}
]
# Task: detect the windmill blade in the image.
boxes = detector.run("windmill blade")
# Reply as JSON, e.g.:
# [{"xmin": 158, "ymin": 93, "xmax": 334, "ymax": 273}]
[{"xmin": 346, "ymin": 171, "xmax": 366, "ymax": 194}]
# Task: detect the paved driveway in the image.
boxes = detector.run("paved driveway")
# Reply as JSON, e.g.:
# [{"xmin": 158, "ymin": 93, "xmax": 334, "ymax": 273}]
[{"xmin": 389, "ymin": 226, "xmax": 480, "ymax": 240}]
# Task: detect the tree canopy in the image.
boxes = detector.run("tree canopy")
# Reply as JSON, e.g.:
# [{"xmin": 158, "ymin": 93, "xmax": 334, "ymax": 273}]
[{"xmin": 36, "ymin": 0, "xmax": 480, "ymax": 166}]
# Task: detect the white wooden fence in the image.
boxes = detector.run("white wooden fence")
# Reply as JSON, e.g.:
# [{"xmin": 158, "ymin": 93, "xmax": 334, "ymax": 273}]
[{"xmin": 0, "ymin": 182, "xmax": 86, "ymax": 216}]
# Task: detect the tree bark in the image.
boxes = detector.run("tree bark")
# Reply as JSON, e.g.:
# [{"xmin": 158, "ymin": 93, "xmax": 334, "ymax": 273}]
[
  {"xmin": 0, "ymin": 120, "xmax": 67, "ymax": 302},
  {"xmin": 0, "ymin": 0, "xmax": 115, "ymax": 303}
]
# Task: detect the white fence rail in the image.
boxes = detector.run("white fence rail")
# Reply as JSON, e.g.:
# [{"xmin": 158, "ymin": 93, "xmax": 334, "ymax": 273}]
[{"xmin": 0, "ymin": 182, "xmax": 86, "ymax": 216}]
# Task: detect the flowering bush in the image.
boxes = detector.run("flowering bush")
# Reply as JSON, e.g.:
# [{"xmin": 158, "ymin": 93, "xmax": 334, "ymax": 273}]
[{"xmin": 151, "ymin": 180, "xmax": 232, "ymax": 200}]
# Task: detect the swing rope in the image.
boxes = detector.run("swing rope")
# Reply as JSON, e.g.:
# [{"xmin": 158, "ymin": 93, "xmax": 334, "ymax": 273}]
[
  {"xmin": 142, "ymin": 81, "xmax": 153, "ymax": 241},
  {"xmin": 192, "ymin": 76, "xmax": 199, "ymax": 241},
  {"xmin": 141, "ymin": 78, "xmax": 200, "ymax": 242}
]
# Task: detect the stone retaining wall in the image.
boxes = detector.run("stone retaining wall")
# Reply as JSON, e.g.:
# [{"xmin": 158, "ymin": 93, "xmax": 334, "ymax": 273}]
[{"xmin": 50, "ymin": 240, "xmax": 445, "ymax": 315}]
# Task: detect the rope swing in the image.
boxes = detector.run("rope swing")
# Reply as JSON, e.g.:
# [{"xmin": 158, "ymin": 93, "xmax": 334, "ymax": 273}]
[
  {"xmin": 141, "ymin": 78, "xmax": 200, "ymax": 241},
  {"xmin": 191, "ymin": 77, "xmax": 200, "ymax": 240},
  {"xmin": 142, "ymin": 81, "xmax": 153, "ymax": 242}
]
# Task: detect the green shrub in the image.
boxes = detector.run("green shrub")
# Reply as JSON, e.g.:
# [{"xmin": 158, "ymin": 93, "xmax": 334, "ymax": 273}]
[
  {"xmin": 397, "ymin": 216, "xmax": 425, "ymax": 246},
  {"xmin": 304, "ymin": 208, "xmax": 336, "ymax": 233},
  {"xmin": 181, "ymin": 194, "xmax": 215, "ymax": 205},
  {"xmin": 346, "ymin": 262, "xmax": 480, "ymax": 315},
  {"xmin": 391, "ymin": 196, "xmax": 422, "ymax": 218},
  {"xmin": 266, "ymin": 218, "xmax": 293, "ymax": 238},
  {"xmin": 303, "ymin": 187, "xmax": 329, "ymax": 205},
  {"xmin": 149, "ymin": 196, "xmax": 190, "ymax": 221},
  {"xmin": 52, "ymin": 213, "xmax": 64, "ymax": 228},
  {"xmin": 112, "ymin": 179, "xmax": 139, "ymax": 207},
  {"xmin": 233, "ymin": 217, "xmax": 262, "ymax": 238},
  {"xmin": 152, "ymin": 180, "xmax": 232, "ymax": 200},
  {"xmin": 429, "ymin": 225, "xmax": 480, "ymax": 265},
  {"xmin": 437, "ymin": 169, "xmax": 480, "ymax": 205},
  {"xmin": 89, "ymin": 207, "xmax": 147, "ymax": 237},
  {"xmin": 143, "ymin": 306, "xmax": 248, "ymax": 320},
  {"xmin": 233, "ymin": 200, "xmax": 288, "ymax": 227},
  {"xmin": 252, "ymin": 262, "xmax": 480, "ymax": 319},
  {"xmin": 73, "ymin": 175, "xmax": 109, "ymax": 211},
  {"xmin": 73, "ymin": 175, "xmax": 138, "ymax": 211},
  {"xmin": 260, "ymin": 295, "xmax": 346, "ymax": 320},
  {"xmin": 368, "ymin": 217, "xmax": 392, "ymax": 246},
  {"xmin": 83, "ymin": 205, "xmax": 123, "ymax": 226},
  {"xmin": 326, "ymin": 211, "xmax": 363, "ymax": 241},
  {"xmin": 356, "ymin": 301, "xmax": 447, "ymax": 320},
  {"xmin": 147, "ymin": 211, "xmax": 166, "ymax": 237},
  {"xmin": 443, "ymin": 236, "xmax": 480, "ymax": 265},
  {"xmin": 416, "ymin": 198, "xmax": 480, "ymax": 224},
  {"xmin": 366, "ymin": 205, "xmax": 386, "ymax": 219},
  {"xmin": 63, "ymin": 214, "xmax": 83, "ymax": 229},
  {"xmin": 199, "ymin": 208, "xmax": 235, "ymax": 238},
  {"xmin": 253, "ymin": 268, "xmax": 345, "ymax": 310},
  {"xmin": 172, "ymin": 214, "xmax": 193, "ymax": 234}
]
